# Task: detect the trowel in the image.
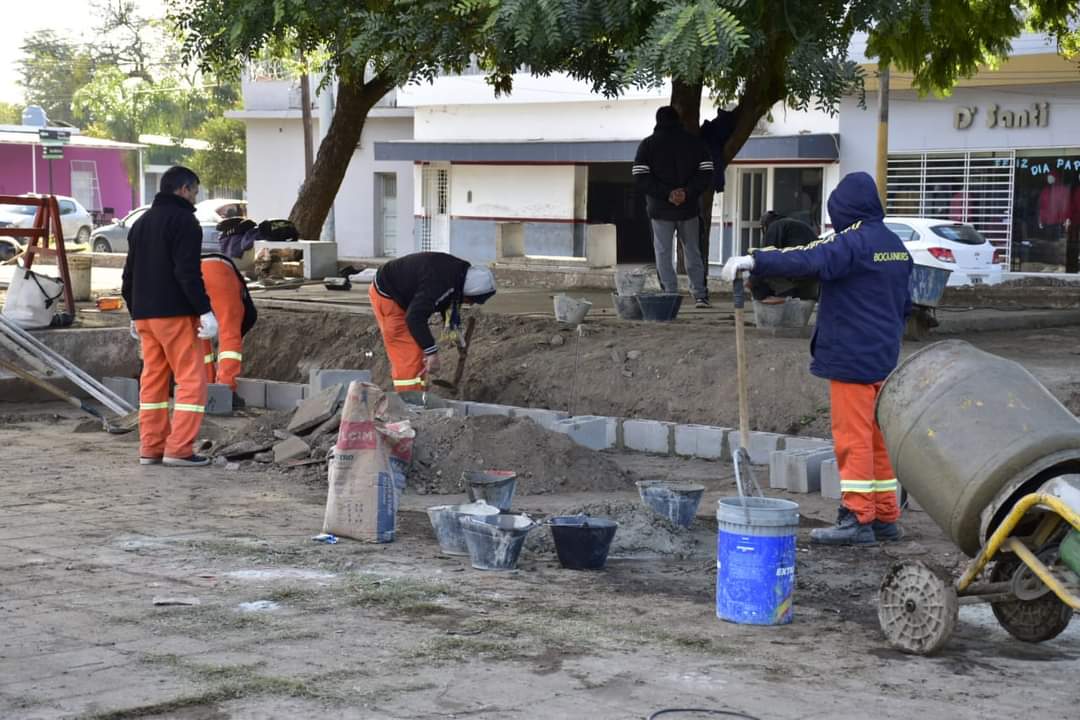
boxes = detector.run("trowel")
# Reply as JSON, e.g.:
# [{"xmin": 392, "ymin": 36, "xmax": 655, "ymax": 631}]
[{"xmin": 431, "ymin": 315, "xmax": 476, "ymax": 395}]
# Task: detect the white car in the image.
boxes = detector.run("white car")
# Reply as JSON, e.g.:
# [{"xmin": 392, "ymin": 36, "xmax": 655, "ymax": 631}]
[
  {"xmin": 882, "ymin": 217, "xmax": 1003, "ymax": 287},
  {"xmin": 0, "ymin": 194, "xmax": 94, "ymax": 245}
]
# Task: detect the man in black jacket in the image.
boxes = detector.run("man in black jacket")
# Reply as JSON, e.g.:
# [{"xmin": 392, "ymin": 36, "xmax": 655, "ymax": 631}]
[
  {"xmin": 122, "ymin": 166, "xmax": 219, "ymax": 468},
  {"xmin": 750, "ymin": 211, "xmax": 820, "ymax": 302},
  {"xmin": 633, "ymin": 106, "xmax": 713, "ymax": 307},
  {"xmin": 369, "ymin": 252, "xmax": 496, "ymax": 391}
]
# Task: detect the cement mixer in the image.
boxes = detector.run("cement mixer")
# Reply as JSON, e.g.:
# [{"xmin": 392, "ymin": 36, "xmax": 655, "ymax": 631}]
[{"xmin": 874, "ymin": 339, "xmax": 1080, "ymax": 654}]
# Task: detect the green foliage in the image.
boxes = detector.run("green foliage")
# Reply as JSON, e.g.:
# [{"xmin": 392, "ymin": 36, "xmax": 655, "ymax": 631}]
[
  {"xmin": 0, "ymin": 102, "xmax": 22, "ymax": 125},
  {"xmin": 189, "ymin": 117, "xmax": 247, "ymax": 191},
  {"xmin": 17, "ymin": 30, "xmax": 100, "ymax": 124}
]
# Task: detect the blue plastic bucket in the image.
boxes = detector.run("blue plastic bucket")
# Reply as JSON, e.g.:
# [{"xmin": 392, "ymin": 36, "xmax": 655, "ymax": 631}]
[
  {"xmin": 909, "ymin": 264, "xmax": 952, "ymax": 307},
  {"xmin": 715, "ymin": 496, "xmax": 800, "ymax": 625}
]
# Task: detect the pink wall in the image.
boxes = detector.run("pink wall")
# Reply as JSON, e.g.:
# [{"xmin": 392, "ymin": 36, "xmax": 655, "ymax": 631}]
[{"xmin": 0, "ymin": 144, "xmax": 136, "ymax": 216}]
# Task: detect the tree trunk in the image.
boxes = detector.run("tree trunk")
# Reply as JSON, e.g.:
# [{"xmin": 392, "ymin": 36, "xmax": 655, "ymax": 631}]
[
  {"xmin": 670, "ymin": 79, "xmax": 703, "ymax": 134},
  {"xmin": 288, "ymin": 72, "xmax": 395, "ymax": 240}
]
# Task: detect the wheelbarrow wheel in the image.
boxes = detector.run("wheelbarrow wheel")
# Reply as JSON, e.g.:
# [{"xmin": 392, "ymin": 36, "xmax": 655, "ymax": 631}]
[
  {"xmin": 878, "ymin": 560, "xmax": 958, "ymax": 655},
  {"xmin": 990, "ymin": 553, "xmax": 1073, "ymax": 643}
]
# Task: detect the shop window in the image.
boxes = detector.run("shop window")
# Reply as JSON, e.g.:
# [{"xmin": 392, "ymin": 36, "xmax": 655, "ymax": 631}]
[
  {"xmin": 1012, "ymin": 149, "xmax": 1080, "ymax": 273},
  {"xmin": 773, "ymin": 168, "xmax": 823, "ymax": 233}
]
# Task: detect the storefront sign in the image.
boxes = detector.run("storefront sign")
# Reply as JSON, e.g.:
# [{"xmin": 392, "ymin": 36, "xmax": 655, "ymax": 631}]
[{"xmin": 954, "ymin": 102, "xmax": 1050, "ymax": 130}]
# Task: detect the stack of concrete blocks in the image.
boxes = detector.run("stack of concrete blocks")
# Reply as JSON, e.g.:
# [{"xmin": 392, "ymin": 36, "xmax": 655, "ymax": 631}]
[
  {"xmin": 674, "ymin": 424, "xmax": 729, "ymax": 460},
  {"xmin": 726, "ymin": 431, "xmax": 786, "ymax": 464},
  {"xmin": 769, "ymin": 446, "xmax": 835, "ymax": 493}
]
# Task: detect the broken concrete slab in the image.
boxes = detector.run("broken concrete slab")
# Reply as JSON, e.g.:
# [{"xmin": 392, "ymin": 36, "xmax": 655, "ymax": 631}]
[
  {"xmin": 217, "ymin": 439, "xmax": 273, "ymax": 460},
  {"xmin": 674, "ymin": 424, "xmax": 728, "ymax": 460},
  {"xmin": 235, "ymin": 377, "xmax": 267, "ymax": 409},
  {"xmin": 309, "ymin": 368, "xmax": 372, "ymax": 395},
  {"xmin": 273, "ymin": 435, "xmax": 311, "ymax": 463},
  {"xmin": 265, "ymin": 381, "xmax": 307, "ymax": 411},
  {"xmin": 821, "ymin": 458, "xmax": 841, "ymax": 500},
  {"xmin": 205, "ymin": 383, "xmax": 232, "ymax": 416},
  {"xmin": 622, "ymin": 419, "xmax": 674, "ymax": 455},
  {"xmin": 287, "ymin": 383, "xmax": 344, "ymax": 434}
]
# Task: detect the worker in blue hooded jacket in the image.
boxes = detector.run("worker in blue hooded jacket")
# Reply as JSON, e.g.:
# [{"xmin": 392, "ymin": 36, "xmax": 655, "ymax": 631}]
[{"xmin": 721, "ymin": 172, "xmax": 912, "ymax": 545}]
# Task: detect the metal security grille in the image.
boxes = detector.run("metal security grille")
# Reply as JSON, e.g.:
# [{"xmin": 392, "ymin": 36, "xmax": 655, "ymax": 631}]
[
  {"xmin": 419, "ymin": 165, "xmax": 450, "ymax": 252},
  {"xmin": 887, "ymin": 151, "xmax": 1015, "ymax": 262}
]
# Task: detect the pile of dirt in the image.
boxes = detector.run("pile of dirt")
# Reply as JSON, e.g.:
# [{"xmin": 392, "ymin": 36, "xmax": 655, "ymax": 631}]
[
  {"xmin": 408, "ymin": 414, "xmax": 631, "ymax": 496},
  {"xmin": 524, "ymin": 501, "xmax": 699, "ymax": 559}
]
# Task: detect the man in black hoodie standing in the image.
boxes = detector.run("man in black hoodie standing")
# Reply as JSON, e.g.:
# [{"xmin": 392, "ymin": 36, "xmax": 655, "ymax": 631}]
[{"xmin": 633, "ymin": 106, "xmax": 714, "ymax": 307}]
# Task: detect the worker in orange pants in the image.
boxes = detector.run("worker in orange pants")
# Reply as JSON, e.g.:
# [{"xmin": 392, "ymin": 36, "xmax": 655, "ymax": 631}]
[
  {"xmin": 369, "ymin": 252, "xmax": 496, "ymax": 391},
  {"xmin": 200, "ymin": 255, "xmax": 248, "ymax": 395},
  {"xmin": 830, "ymin": 380, "xmax": 900, "ymax": 529},
  {"xmin": 135, "ymin": 316, "xmax": 209, "ymax": 462}
]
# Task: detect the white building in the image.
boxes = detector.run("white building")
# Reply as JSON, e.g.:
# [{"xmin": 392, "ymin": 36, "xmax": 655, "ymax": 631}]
[
  {"xmin": 377, "ymin": 74, "xmax": 840, "ymax": 264},
  {"xmin": 227, "ymin": 70, "xmax": 415, "ymax": 259},
  {"xmin": 841, "ymin": 32, "xmax": 1080, "ymax": 273}
]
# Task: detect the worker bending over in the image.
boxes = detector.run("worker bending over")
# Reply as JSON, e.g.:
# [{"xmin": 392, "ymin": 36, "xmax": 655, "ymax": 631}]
[
  {"xmin": 122, "ymin": 166, "xmax": 219, "ymax": 467},
  {"xmin": 750, "ymin": 211, "xmax": 820, "ymax": 304},
  {"xmin": 722, "ymin": 172, "xmax": 912, "ymax": 545},
  {"xmin": 201, "ymin": 237, "xmax": 257, "ymax": 409},
  {"xmin": 369, "ymin": 252, "xmax": 496, "ymax": 391}
]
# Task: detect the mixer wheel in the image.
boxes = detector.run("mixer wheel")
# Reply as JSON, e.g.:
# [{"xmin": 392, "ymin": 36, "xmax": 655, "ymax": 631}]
[
  {"xmin": 990, "ymin": 552, "xmax": 1073, "ymax": 643},
  {"xmin": 878, "ymin": 560, "xmax": 958, "ymax": 655}
]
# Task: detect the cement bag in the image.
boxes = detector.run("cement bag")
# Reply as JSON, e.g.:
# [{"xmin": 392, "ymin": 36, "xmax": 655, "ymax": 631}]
[
  {"xmin": 1, "ymin": 261, "xmax": 63, "ymax": 329},
  {"xmin": 322, "ymin": 381, "xmax": 414, "ymax": 542}
]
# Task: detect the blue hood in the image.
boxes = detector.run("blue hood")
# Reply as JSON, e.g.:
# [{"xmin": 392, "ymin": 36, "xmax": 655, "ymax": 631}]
[{"xmin": 827, "ymin": 172, "xmax": 884, "ymax": 232}]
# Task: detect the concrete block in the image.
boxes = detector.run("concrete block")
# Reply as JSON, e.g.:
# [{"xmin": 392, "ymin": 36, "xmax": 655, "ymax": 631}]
[
  {"xmin": 308, "ymin": 369, "xmax": 372, "ymax": 396},
  {"xmin": 551, "ymin": 416, "xmax": 610, "ymax": 451},
  {"xmin": 586, "ymin": 224, "xmax": 617, "ymax": 268},
  {"xmin": 821, "ymin": 458, "xmax": 841, "ymax": 500},
  {"xmin": 103, "ymin": 376, "xmax": 139, "ymax": 409},
  {"xmin": 235, "ymin": 377, "xmax": 267, "ymax": 409},
  {"xmin": 783, "ymin": 436, "xmax": 833, "ymax": 452},
  {"xmin": 265, "ymin": 381, "xmax": 307, "ymax": 411},
  {"xmin": 205, "ymin": 383, "xmax": 233, "ymax": 416},
  {"xmin": 273, "ymin": 435, "xmax": 310, "ymax": 463},
  {"xmin": 442, "ymin": 399, "xmax": 468, "ymax": 417},
  {"xmin": 465, "ymin": 402, "xmax": 514, "ymax": 417},
  {"xmin": 511, "ymin": 406, "xmax": 570, "ymax": 431},
  {"xmin": 623, "ymin": 419, "xmax": 674, "ymax": 455},
  {"xmin": 415, "ymin": 407, "xmax": 454, "ymax": 419},
  {"xmin": 727, "ymin": 431, "xmax": 785, "ymax": 465},
  {"xmin": 771, "ymin": 448, "xmax": 835, "ymax": 494},
  {"xmin": 674, "ymin": 424, "xmax": 729, "ymax": 460}
]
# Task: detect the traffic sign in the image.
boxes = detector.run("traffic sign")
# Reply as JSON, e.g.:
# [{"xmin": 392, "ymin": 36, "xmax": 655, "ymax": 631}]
[
  {"xmin": 42, "ymin": 146, "xmax": 63, "ymax": 160},
  {"xmin": 38, "ymin": 128, "xmax": 71, "ymax": 147}
]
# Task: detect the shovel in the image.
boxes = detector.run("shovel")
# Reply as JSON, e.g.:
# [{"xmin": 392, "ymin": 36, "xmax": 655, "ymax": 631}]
[
  {"xmin": 431, "ymin": 315, "xmax": 476, "ymax": 394},
  {"xmin": 731, "ymin": 272, "xmax": 763, "ymax": 513},
  {"xmin": 0, "ymin": 357, "xmax": 139, "ymax": 434}
]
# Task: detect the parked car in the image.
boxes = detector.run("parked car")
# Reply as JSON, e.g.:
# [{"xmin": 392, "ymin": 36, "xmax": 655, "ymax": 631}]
[
  {"xmin": 820, "ymin": 216, "xmax": 1003, "ymax": 287},
  {"xmin": 0, "ymin": 194, "xmax": 94, "ymax": 246},
  {"xmin": 0, "ymin": 237, "xmax": 20, "ymax": 262},
  {"xmin": 195, "ymin": 199, "xmax": 247, "ymax": 253},
  {"xmin": 89, "ymin": 205, "xmax": 150, "ymax": 253}
]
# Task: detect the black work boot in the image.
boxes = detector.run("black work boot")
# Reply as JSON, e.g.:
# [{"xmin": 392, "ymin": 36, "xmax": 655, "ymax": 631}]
[
  {"xmin": 810, "ymin": 507, "xmax": 875, "ymax": 546},
  {"xmin": 872, "ymin": 519, "xmax": 905, "ymax": 542}
]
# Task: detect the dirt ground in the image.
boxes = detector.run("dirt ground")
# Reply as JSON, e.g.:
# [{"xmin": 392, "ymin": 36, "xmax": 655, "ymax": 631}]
[
  {"xmin": 241, "ymin": 307, "xmax": 1080, "ymax": 439},
  {"xmin": 1, "ymin": 404, "xmax": 1078, "ymax": 719}
]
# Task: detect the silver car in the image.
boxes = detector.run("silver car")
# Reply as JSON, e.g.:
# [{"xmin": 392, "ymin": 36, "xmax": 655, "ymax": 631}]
[
  {"xmin": 89, "ymin": 205, "xmax": 150, "ymax": 253},
  {"xmin": 0, "ymin": 195, "xmax": 94, "ymax": 245}
]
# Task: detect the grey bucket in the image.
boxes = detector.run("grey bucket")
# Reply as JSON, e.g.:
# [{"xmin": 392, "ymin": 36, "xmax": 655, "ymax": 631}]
[
  {"xmin": 611, "ymin": 293, "xmax": 643, "ymax": 320},
  {"xmin": 715, "ymin": 496, "xmax": 800, "ymax": 625},
  {"xmin": 463, "ymin": 470, "xmax": 518, "ymax": 512},
  {"xmin": 426, "ymin": 501, "xmax": 501, "ymax": 556},
  {"xmin": 553, "ymin": 294, "xmax": 592, "ymax": 324},
  {"xmin": 614, "ymin": 269, "xmax": 647, "ymax": 297},
  {"xmin": 636, "ymin": 480, "xmax": 705, "ymax": 528},
  {"xmin": 461, "ymin": 514, "xmax": 535, "ymax": 571}
]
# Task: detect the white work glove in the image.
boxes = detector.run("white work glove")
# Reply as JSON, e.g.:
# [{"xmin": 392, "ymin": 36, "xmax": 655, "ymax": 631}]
[
  {"xmin": 720, "ymin": 255, "xmax": 755, "ymax": 283},
  {"xmin": 197, "ymin": 311, "xmax": 219, "ymax": 340},
  {"xmin": 129, "ymin": 321, "xmax": 139, "ymax": 341}
]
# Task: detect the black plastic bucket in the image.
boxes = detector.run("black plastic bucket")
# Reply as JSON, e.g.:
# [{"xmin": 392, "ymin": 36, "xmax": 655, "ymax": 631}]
[
  {"xmin": 636, "ymin": 293, "xmax": 683, "ymax": 322},
  {"xmin": 548, "ymin": 515, "xmax": 618, "ymax": 570}
]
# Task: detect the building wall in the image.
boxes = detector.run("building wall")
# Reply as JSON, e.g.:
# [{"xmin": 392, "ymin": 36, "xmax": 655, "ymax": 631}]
[
  {"xmin": 839, "ymin": 84, "xmax": 1080, "ymax": 177},
  {"xmin": 0, "ymin": 144, "xmax": 135, "ymax": 215},
  {"xmin": 243, "ymin": 115, "xmax": 415, "ymax": 257}
]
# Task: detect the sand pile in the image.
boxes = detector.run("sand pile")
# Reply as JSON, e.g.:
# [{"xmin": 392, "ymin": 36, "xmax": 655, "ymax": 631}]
[
  {"xmin": 407, "ymin": 414, "xmax": 630, "ymax": 495},
  {"xmin": 525, "ymin": 501, "xmax": 699, "ymax": 559}
]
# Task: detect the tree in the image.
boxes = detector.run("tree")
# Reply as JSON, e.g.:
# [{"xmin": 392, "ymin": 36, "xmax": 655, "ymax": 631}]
[
  {"xmin": 0, "ymin": 102, "xmax": 21, "ymax": 125},
  {"xmin": 189, "ymin": 117, "xmax": 247, "ymax": 190},
  {"xmin": 17, "ymin": 30, "xmax": 99, "ymax": 125},
  {"xmin": 172, "ymin": 0, "xmax": 488, "ymax": 238}
]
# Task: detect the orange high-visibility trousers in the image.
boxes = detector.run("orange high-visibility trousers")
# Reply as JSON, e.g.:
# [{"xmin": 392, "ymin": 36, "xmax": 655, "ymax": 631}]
[
  {"xmin": 136, "ymin": 316, "xmax": 208, "ymax": 460},
  {"xmin": 830, "ymin": 380, "xmax": 900, "ymax": 525},
  {"xmin": 199, "ymin": 257, "xmax": 245, "ymax": 390},
  {"xmin": 368, "ymin": 283, "xmax": 427, "ymax": 391}
]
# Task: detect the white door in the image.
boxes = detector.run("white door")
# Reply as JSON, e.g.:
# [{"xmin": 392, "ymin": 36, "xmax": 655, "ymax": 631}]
[
  {"xmin": 375, "ymin": 172, "xmax": 398, "ymax": 256},
  {"xmin": 736, "ymin": 168, "xmax": 766, "ymax": 254},
  {"xmin": 420, "ymin": 164, "xmax": 450, "ymax": 252}
]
